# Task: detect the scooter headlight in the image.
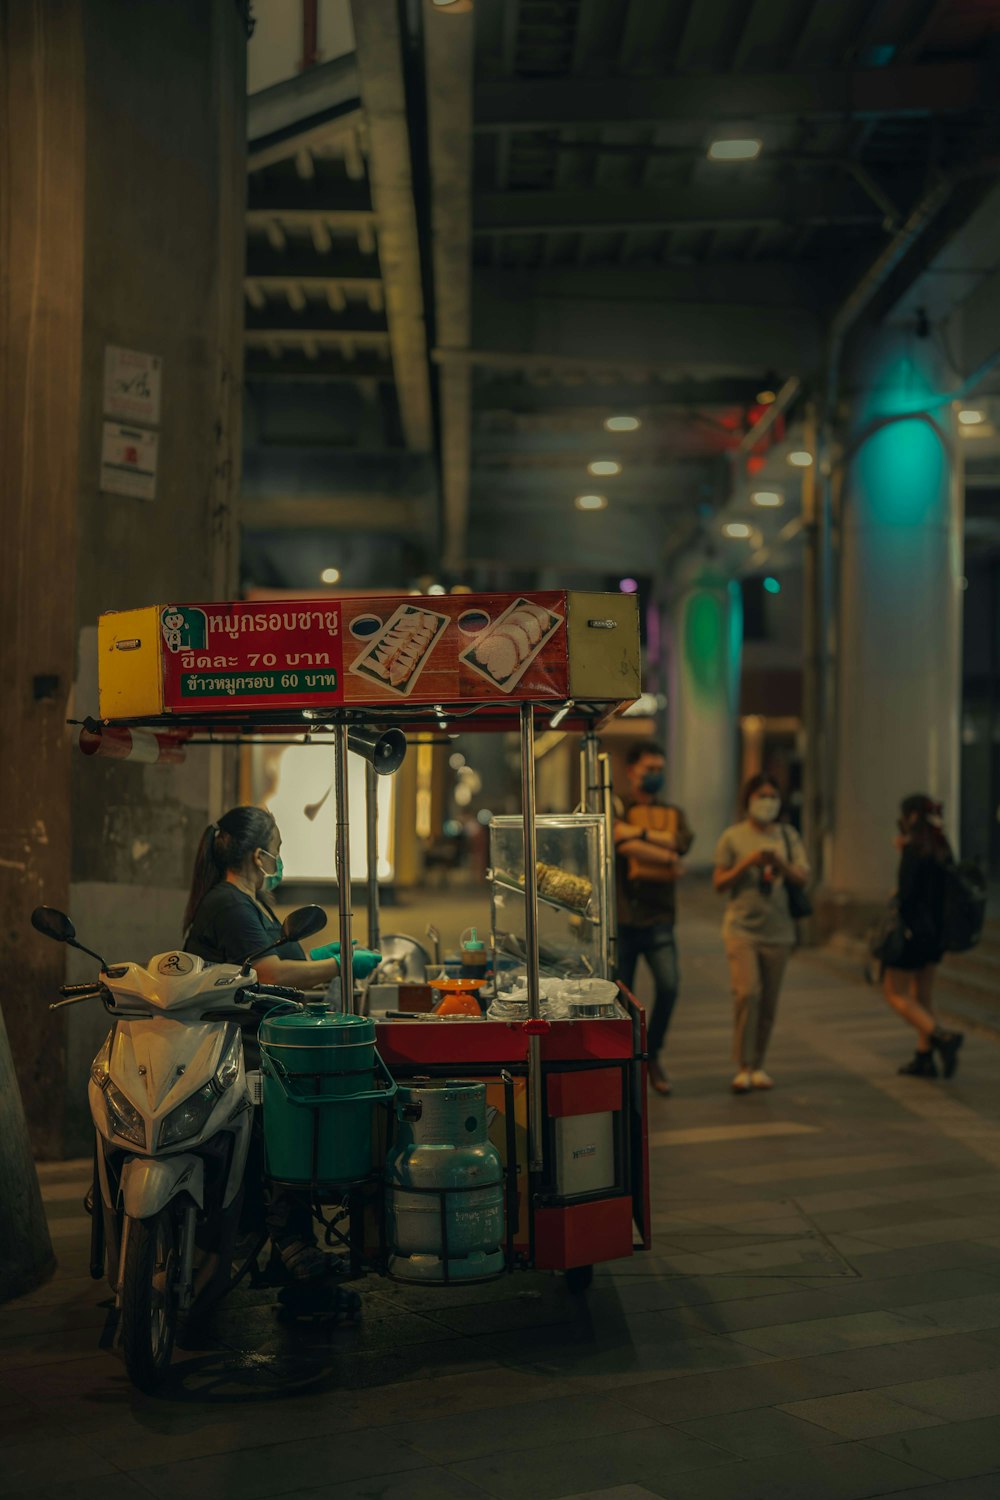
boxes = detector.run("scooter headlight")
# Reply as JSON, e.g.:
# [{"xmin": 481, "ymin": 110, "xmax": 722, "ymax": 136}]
[
  {"xmin": 90, "ymin": 1031, "xmax": 112, "ymax": 1089},
  {"xmin": 214, "ymin": 1027, "xmax": 242, "ymax": 1093},
  {"xmin": 158, "ymin": 1083, "xmax": 218, "ymax": 1150},
  {"xmin": 105, "ymin": 1083, "xmax": 146, "ymax": 1148}
]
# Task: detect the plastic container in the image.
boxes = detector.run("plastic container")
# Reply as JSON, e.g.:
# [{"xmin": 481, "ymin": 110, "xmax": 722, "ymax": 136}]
[
  {"xmin": 259, "ymin": 1007, "xmax": 393, "ymax": 1185},
  {"xmin": 385, "ymin": 1081, "xmax": 505, "ymax": 1283},
  {"xmin": 458, "ymin": 926, "xmax": 489, "ymax": 981}
]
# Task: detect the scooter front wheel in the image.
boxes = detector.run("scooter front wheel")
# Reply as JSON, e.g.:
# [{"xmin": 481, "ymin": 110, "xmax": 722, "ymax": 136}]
[{"xmin": 121, "ymin": 1210, "xmax": 177, "ymax": 1390}]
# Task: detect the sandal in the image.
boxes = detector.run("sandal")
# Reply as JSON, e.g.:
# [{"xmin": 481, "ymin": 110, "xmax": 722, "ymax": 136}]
[{"xmin": 274, "ymin": 1239, "xmax": 329, "ymax": 1283}]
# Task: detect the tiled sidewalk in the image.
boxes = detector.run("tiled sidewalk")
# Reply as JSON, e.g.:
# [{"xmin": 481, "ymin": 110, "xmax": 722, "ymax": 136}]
[{"xmin": 4, "ymin": 907, "xmax": 1000, "ymax": 1499}]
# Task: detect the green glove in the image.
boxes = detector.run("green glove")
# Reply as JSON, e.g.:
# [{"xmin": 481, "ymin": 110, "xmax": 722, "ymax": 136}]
[
  {"xmin": 351, "ymin": 948, "xmax": 381, "ymax": 979},
  {"xmin": 309, "ymin": 940, "xmax": 381, "ymax": 979},
  {"xmin": 309, "ymin": 941, "xmax": 341, "ymax": 962}
]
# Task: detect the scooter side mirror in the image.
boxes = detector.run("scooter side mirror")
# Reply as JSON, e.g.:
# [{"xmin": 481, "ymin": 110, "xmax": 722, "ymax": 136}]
[
  {"xmin": 32, "ymin": 906, "xmax": 77, "ymax": 943},
  {"xmin": 240, "ymin": 905, "xmax": 327, "ymax": 975},
  {"xmin": 31, "ymin": 906, "xmax": 108, "ymax": 970},
  {"xmin": 282, "ymin": 905, "xmax": 327, "ymax": 944}
]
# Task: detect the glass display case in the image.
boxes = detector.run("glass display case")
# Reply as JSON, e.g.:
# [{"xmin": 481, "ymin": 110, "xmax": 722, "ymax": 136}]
[{"xmin": 488, "ymin": 814, "xmax": 611, "ymax": 979}]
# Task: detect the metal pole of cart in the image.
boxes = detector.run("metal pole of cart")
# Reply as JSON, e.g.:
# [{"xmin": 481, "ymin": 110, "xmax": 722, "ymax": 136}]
[
  {"xmin": 580, "ymin": 733, "xmax": 601, "ymax": 814},
  {"xmin": 365, "ymin": 760, "xmax": 380, "ymax": 953},
  {"xmin": 598, "ymin": 750, "xmax": 618, "ymax": 979},
  {"xmin": 334, "ymin": 722, "xmax": 355, "ymax": 1012},
  {"xmin": 520, "ymin": 703, "xmax": 544, "ymax": 1173}
]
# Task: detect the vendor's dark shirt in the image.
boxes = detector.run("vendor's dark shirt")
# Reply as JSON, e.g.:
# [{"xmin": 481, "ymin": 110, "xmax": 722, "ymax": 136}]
[
  {"xmin": 615, "ymin": 796, "xmax": 694, "ymax": 929},
  {"xmin": 184, "ymin": 883, "xmax": 305, "ymax": 966}
]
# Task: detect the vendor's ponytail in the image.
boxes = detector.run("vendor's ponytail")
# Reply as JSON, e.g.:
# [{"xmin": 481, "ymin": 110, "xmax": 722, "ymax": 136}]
[{"xmin": 182, "ymin": 805, "xmax": 276, "ymax": 932}]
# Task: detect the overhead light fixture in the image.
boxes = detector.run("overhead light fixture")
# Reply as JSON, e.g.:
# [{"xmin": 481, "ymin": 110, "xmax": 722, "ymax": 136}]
[
  {"xmin": 788, "ymin": 450, "xmax": 813, "ymax": 467},
  {"xmin": 588, "ymin": 459, "xmax": 621, "ymax": 477},
  {"xmin": 708, "ymin": 138, "xmax": 762, "ymax": 162},
  {"xmin": 751, "ymin": 490, "xmax": 783, "ymax": 508},
  {"xmin": 756, "ymin": 389, "xmax": 777, "ymax": 406},
  {"xmin": 427, "ymin": 583, "xmax": 447, "ymax": 595},
  {"xmin": 604, "ymin": 415, "xmax": 640, "ymax": 433},
  {"xmin": 958, "ymin": 408, "xmax": 985, "ymax": 426},
  {"xmin": 723, "ymin": 522, "xmax": 752, "ymax": 539},
  {"xmin": 320, "ymin": 566, "xmax": 341, "ymax": 584},
  {"xmin": 575, "ymin": 493, "xmax": 607, "ymax": 511},
  {"xmin": 619, "ymin": 577, "xmax": 639, "ymax": 594}
]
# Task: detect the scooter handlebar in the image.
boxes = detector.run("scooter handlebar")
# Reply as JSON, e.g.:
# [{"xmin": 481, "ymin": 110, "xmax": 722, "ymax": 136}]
[{"xmin": 59, "ymin": 983, "xmax": 102, "ymax": 998}]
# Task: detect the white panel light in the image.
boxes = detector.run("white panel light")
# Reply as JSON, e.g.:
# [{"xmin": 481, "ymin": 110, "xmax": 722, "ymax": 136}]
[
  {"xmin": 604, "ymin": 415, "xmax": 640, "ymax": 432},
  {"xmin": 958, "ymin": 408, "xmax": 985, "ymax": 426},
  {"xmin": 320, "ymin": 567, "xmax": 341, "ymax": 584},
  {"xmin": 723, "ymin": 522, "xmax": 752, "ymax": 539},
  {"xmin": 788, "ymin": 450, "xmax": 813, "ymax": 467},
  {"xmin": 708, "ymin": 138, "xmax": 762, "ymax": 162},
  {"xmin": 575, "ymin": 493, "xmax": 607, "ymax": 511},
  {"xmin": 588, "ymin": 459, "xmax": 621, "ymax": 476},
  {"xmin": 751, "ymin": 491, "xmax": 783, "ymax": 508}
]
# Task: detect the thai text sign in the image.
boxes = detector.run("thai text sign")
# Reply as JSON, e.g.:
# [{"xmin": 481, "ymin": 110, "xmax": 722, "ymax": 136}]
[{"xmin": 156, "ymin": 594, "xmax": 569, "ymax": 711}]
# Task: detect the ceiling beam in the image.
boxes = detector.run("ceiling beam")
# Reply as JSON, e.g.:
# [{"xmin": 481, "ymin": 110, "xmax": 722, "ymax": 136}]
[
  {"xmin": 244, "ymin": 350, "xmax": 394, "ymax": 382},
  {"xmin": 246, "ymin": 207, "xmax": 376, "ymax": 233},
  {"xmin": 474, "ymin": 262, "xmax": 829, "ymax": 311},
  {"xmin": 248, "ymin": 53, "xmax": 361, "ymax": 146},
  {"xmin": 474, "ymin": 61, "xmax": 995, "ymax": 131},
  {"xmin": 469, "ymin": 287, "xmax": 823, "ymax": 379},
  {"xmin": 423, "ymin": 0, "xmax": 475, "ymax": 573},
  {"xmin": 350, "ymin": 0, "xmax": 434, "ymax": 453},
  {"xmin": 472, "ymin": 376, "xmax": 766, "ymax": 411},
  {"xmin": 474, "ymin": 182, "xmax": 882, "ymax": 237},
  {"xmin": 245, "ymin": 248, "xmax": 381, "ymax": 280},
  {"xmin": 247, "ymin": 108, "xmax": 364, "ymax": 173},
  {"xmin": 242, "ymin": 496, "xmax": 425, "ymax": 533},
  {"xmin": 244, "ymin": 329, "xmax": 391, "ymax": 353}
]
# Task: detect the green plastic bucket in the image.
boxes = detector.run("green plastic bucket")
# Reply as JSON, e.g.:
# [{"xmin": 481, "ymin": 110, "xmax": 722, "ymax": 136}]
[{"xmin": 259, "ymin": 1008, "xmax": 392, "ymax": 1185}]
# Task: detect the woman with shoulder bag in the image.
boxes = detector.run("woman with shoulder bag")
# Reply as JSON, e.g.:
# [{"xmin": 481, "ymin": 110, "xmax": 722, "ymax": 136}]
[
  {"xmin": 880, "ymin": 794, "xmax": 963, "ymax": 1080},
  {"xmin": 713, "ymin": 775, "xmax": 810, "ymax": 1094}
]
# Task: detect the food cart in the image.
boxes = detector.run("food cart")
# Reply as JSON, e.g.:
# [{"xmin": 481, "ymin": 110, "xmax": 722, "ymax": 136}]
[{"xmin": 86, "ymin": 589, "xmax": 651, "ymax": 1290}]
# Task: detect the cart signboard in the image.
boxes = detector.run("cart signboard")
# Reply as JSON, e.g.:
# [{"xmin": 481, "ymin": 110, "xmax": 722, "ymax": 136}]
[{"xmin": 98, "ymin": 591, "xmax": 640, "ymax": 720}]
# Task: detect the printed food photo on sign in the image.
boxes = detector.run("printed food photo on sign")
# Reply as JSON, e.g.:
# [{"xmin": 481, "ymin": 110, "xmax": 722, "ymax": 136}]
[
  {"xmin": 459, "ymin": 597, "xmax": 564, "ymax": 694},
  {"xmin": 348, "ymin": 604, "xmax": 450, "ymax": 697}
]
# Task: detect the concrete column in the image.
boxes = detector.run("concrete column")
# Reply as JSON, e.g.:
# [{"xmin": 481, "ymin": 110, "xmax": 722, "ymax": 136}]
[
  {"xmin": 665, "ymin": 559, "xmax": 743, "ymax": 869},
  {"xmin": 0, "ymin": 0, "xmax": 86, "ymax": 1158},
  {"xmin": 828, "ymin": 326, "xmax": 963, "ymax": 904},
  {"xmin": 1, "ymin": 0, "xmax": 246, "ymax": 1155}
]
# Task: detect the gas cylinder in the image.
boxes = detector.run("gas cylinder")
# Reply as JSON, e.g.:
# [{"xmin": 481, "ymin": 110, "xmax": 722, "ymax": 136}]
[
  {"xmin": 259, "ymin": 1007, "xmax": 380, "ymax": 1185},
  {"xmin": 385, "ymin": 1081, "xmax": 505, "ymax": 1283}
]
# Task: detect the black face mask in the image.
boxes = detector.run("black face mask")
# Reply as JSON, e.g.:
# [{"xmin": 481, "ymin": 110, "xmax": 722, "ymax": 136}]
[{"xmin": 640, "ymin": 771, "xmax": 665, "ymax": 795}]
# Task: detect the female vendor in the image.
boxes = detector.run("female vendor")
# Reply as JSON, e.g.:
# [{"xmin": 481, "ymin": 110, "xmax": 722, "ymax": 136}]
[{"xmin": 183, "ymin": 804, "xmax": 380, "ymax": 1280}]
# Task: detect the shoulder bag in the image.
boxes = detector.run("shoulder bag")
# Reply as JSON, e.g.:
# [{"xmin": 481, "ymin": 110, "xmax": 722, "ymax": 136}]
[{"xmin": 780, "ymin": 825, "xmax": 813, "ymax": 920}]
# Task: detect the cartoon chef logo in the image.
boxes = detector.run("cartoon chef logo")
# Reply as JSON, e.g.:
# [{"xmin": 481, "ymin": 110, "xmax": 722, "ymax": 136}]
[{"xmin": 161, "ymin": 605, "xmax": 207, "ymax": 654}]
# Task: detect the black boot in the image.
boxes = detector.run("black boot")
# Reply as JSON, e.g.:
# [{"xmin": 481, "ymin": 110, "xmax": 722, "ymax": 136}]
[
  {"xmin": 898, "ymin": 1050, "xmax": 938, "ymax": 1078},
  {"xmin": 931, "ymin": 1029, "xmax": 964, "ymax": 1079}
]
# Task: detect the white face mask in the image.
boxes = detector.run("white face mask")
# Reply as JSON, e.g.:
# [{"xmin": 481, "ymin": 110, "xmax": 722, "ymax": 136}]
[{"xmin": 749, "ymin": 795, "xmax": 780, "ymax": 825}]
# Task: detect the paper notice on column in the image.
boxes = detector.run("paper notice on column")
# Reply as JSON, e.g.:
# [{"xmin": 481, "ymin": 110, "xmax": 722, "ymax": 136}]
[
  {"xmin": 100, "ymin": 422, "xmax": 159, "ymax": 501},
  {"xmin": 103, "ymin": 346, "xmax": 162, "ymax": 424}
]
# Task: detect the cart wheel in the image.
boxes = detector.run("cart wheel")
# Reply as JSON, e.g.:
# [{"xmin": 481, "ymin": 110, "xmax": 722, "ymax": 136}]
[{"xmin": 565, "ymin": 1264, "xmax": 593, "ymax": 1295}]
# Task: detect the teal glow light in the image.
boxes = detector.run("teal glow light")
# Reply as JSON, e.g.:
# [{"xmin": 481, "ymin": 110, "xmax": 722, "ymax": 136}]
[
  {"xmin": 763, "ymin": 577, "xmax": 781, "ymax": 594},
  {"xmin": 852, "ymin": 341, "xmax": 949, "ymax": 525}
]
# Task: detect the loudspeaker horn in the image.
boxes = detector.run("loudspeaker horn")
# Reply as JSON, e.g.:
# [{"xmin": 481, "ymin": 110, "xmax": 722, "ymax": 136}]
[{"xmin": 347, "ymin": 725, "xmax": 407, "ymax": 776}]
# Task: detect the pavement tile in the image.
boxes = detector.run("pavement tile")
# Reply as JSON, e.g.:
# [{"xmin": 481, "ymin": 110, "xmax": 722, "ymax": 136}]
[
  {"xmin": 377, "ymin": 1391, "xmax": 656, "ymax": 1464},
  {"xmin": 779, "ymin": 1390, "xmax": 947, "ymax": 1439},
  {"xmin": 863, "ymin": 1415, "xmax": 1000, "ymax": 1479},
  {"xmin": 617, "ymin": 1355, "xmax": 862, "ymax": 1422},
  {"xmin": 278, "ymin": 1469, "xmax": 490, "ymax": 1500},
  {"xmin": 871, "ymin": 1481, "xmax": 1000, "ymax": 1500},
  {"xmin": 728, "ymin": 1308, "xmax": 950, "ymax": 1358},
  {"xmin": 0, "ymin": 1434, "xmax": 115, "ymax": 1496},
  {"xmin": 447, "ymin": 1423, "xmax": 730, "ymax": 1499},
  {"xmin": 799, "ymin": 1333, "xmax": 1000, "ymax": 1390},
  {"xmin": 617, "ymin": 1441, "xmax": 936, "ymax": 1500},
  {"xmin": 880, "ymin": 1366, "xmax": 1000, "ymax": 1422},
  {"xmin": 127, "ymin": 1428, "xmax": 428, "ymax": 1499},
  {"xmin": 671, "ymin": 1403, "xmax": 841, "ymax": 1458},
  {"xmin": 894, "ymin": 1291, "xmax": 1000, "ymax": 1336}
]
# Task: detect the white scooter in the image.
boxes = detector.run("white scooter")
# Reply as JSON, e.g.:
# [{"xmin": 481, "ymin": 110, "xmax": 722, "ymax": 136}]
[{"xmin": 32, "ymin": 902, "xmax": 329, "ymax": 1391}]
